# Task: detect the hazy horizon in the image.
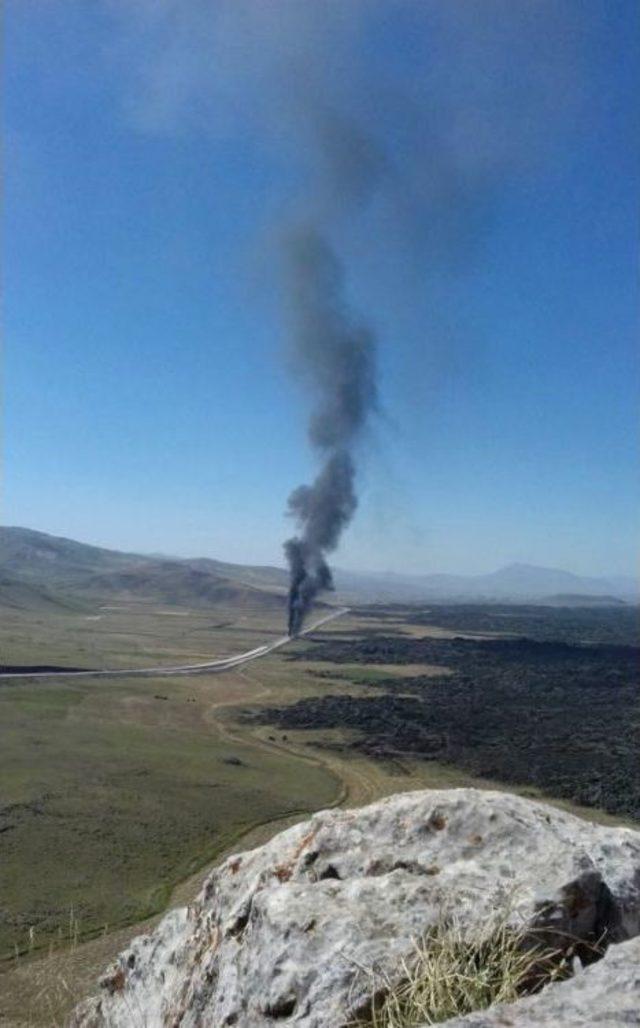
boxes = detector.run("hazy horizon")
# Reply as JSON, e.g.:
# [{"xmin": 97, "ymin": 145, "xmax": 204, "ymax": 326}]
[
  {"xmin": 6, "ymin": 2, "xmax": 639, "ymax": 580},
  {"xmin": 5, "ymin": 523, "xmax": 637, "ymax": 585}
]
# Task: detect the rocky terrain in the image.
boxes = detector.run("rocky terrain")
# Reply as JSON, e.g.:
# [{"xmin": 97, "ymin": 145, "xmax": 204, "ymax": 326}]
[
  {"xmin": 256, "ymin": 628, "xmax": 640, "ymax": 819},
  {"xmin": 72, "ymin": 788, "xmax": 640, "ymax": 1027}
]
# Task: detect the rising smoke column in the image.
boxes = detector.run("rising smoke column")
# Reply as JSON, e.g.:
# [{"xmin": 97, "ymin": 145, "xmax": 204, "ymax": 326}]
[
  {"xmin": 107, "ymin": 2, "xmax": 589, "ymax": 632},
  {"xmin": 284, "ymin": 226, "xmax": 377, "ymax": 635},
  {"xmin": 109, "ymin": 2, "xmax": 591, "ymax": 632}
]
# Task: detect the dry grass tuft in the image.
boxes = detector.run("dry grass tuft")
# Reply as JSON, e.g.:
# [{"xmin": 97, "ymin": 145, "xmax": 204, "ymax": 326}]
[{"xmin": 355, "ymin": 915, "xmax": 580, "ymax": 1027}]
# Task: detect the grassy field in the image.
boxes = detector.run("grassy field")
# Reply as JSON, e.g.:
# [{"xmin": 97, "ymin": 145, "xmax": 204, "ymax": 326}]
[
  {"xmin": 0, "ymin": 601, "xmax": 635, "ymax": 1026},
  {"xmin": 0, "ymin": 603, "xmax": 339, "ymax": 962},
  {"xmin": 0, "ymin": 599, "xmax": 285, "ymax": 669}
]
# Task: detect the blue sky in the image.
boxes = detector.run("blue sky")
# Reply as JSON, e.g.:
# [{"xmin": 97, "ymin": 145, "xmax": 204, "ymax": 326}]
[{"xmin": 5, "ymin": 1, "xmax": 638, "ymax": 576}]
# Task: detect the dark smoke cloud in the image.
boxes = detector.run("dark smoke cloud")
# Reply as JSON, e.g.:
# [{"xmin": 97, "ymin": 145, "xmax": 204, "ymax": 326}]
[
  {"xmin": 106, "ymin": 1, "xmax": 594, "ymax": 613},
  {"xmin": 283, "ymin": 228, "xmax": 377, "ymax": 633}
]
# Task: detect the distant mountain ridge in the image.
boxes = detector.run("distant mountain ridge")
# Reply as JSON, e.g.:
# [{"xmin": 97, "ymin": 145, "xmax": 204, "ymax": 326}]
[
  {"xmin": 333, "ymin": 562, "xmax": 638, "ymax": 603},
  {"xmin": 0, "ymin": 527, "xmax": 636, "ymax": 609},
  {"xmin": 332, "ymin": 563, "xmax": 636, "ymax": 600}
]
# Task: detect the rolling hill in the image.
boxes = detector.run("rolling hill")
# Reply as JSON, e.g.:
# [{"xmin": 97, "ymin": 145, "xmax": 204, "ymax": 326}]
[
  {"xmin": 0, "ymin": 527, "xmax": 285, "ymax": 613},
  {"xmin": 77, "ymin": 562, "xmax": 285, "ymax": 611},
  {"xmin": 0, "ymin": 572, "xmax": 83, "ymax": 613}
]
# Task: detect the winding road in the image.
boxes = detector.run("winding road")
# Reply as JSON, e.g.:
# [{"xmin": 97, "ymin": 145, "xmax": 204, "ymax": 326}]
[{"xmin": 0, "ymin": 607, "xmax": 349, "ymax": 681}]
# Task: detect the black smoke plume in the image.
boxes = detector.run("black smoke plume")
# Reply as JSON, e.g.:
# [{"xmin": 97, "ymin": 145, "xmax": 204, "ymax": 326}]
[
  {"xmin": 284, "ymin": 227, "xmax": 377, "ymax": 635},
  {"xmin": 108, "ymin": 3, "xmax": 591, "ymax": 634}
]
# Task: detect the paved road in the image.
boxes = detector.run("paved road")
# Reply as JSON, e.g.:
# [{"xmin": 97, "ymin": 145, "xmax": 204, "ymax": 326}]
[{"xmin": 0, "ymin": 607, "xmax": 349, "ymax": 681}]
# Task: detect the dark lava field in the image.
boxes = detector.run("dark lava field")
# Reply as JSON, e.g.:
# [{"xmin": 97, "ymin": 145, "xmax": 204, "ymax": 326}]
[{"xmin": 247, "ymin": 604, "xmax": 640, "ymax": 821}]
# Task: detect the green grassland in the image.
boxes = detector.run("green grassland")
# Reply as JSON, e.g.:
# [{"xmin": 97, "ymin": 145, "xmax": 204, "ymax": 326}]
[
  {"xmin": 0, "ymin": 602, "xmax": 340, "ymax": 963},
  {"xmin": 0, "ymin": 599, "xmax": 285, "ymax": 670}
]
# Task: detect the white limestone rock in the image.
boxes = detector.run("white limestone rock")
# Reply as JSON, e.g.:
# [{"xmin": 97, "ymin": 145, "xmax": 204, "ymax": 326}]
[{"xmin": 71, "ymin": 789, "xmax": 640, "ymax": 1027}]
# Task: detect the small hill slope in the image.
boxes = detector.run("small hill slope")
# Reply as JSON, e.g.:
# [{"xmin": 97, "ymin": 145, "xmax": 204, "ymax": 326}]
[
  {"xmin": 79, "ymin": 562, "xmax": 284, "ymax": 610},
  {"xmin": 0, "ymin": 527, "xmax": 285, "ymax": 612},
  {"xmin": 0, "ymin": 573, "xmax": 80, "ymax": 612}
]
